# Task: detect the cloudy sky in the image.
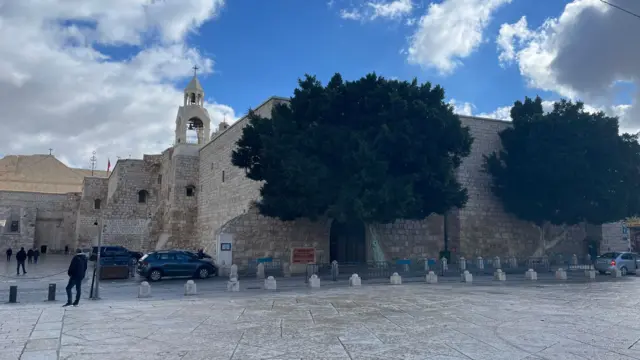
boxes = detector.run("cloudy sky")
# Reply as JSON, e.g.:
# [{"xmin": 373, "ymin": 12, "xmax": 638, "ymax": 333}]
[{"xmin": 0, "ymin": 0, "xmax": 636, "ymax": 169}]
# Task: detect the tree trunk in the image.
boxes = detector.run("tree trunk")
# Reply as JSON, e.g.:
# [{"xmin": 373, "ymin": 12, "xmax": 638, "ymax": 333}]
[
  {"xmin": 531, "ymin": 222, "xmax": 567, "ymax": 257},
  {"xmin": 367, "ymin": 224, "xmax": 386, "ymax": 262}
]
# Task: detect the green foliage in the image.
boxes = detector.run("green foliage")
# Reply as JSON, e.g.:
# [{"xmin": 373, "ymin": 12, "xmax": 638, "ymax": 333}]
[
  {"xmin": 232, "ymin": 73, "xmax": 474, "ymax": 223},
  {"xmin": 483, "ymin": 96, "xmax": 640, "ymax": 227}
]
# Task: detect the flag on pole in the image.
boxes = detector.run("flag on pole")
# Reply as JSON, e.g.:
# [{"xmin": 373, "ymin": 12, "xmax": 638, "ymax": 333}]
[{"xmin": 107, "ymin": 159, "xmax": 111, "ymax": 172}]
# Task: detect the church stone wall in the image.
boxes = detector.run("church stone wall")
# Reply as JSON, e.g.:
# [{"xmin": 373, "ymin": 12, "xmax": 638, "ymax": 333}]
[
  {"xmin": 0, "ymin": 191, "xmax": 79, "ymax": 252},
  {"xmin": 96, "ymin": 159, "xmax": 159, "ymax": 251},
  {"xmin": 456, "ymin": 116, "xmax": 587, "ymax": 258},
  {"xmin": 221, "ymin": 208, "xmax": 330, "ymax": 268},
  {"xmin": 198, "ymin": 97, "xmax": 287, "ymax": 254},
  {"xmin": 75, "ymin": 177, "xmax": 108, "ymax": 249}
]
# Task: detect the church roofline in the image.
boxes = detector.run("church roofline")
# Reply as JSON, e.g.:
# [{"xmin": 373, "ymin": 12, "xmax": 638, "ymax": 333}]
[
  {"xmin": 199, "ymin": 96, "xmax": 512, "ymax": 153},
  {"xmin": 200, "ymin": 95, "xmax": 290, "ymax": 153}
]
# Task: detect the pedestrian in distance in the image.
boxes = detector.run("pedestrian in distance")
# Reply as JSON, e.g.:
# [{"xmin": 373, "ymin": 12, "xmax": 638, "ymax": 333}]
[
  {"xmin": 15, "ymin": 247, "xmax": 26, "ymax": 275},
  {"xmin": 63, "ymin": 249, "xmax": 87, "ymax": 307},
  {"xmin": 5, "ymin": 247, "xmax": 12, "ymax": 262},
  {"xmin": 33, "ymin": 248, "xmax": 40, "ymax": 264},
  {"xmin": 26, "ymin": 248, "xmax": 34, "ymax": 264},
  {"xmin": 64, "ymin": 245, "xmax": 69, "ymax": 255}
]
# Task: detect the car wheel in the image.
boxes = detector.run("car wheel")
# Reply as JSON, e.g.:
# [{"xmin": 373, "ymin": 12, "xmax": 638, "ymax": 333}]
[
  {"xmin": 197, "ymin": 267, "xmax": 210, "ymax": 279},
  {"xmin": 621, "ymin": 266, "xmax": 628, "ymax": 276},
  {"xmin": 149, "ymin": 269, "xmax": 162, "ymax": 282}
]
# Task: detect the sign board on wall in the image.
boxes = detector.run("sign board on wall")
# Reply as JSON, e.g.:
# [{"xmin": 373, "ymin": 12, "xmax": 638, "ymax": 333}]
[
  {"xmin": 291, "ymin": 247, "xmax": 316, "ymax": 264},
  {"xmin": 626, "ymin": 217, "xmax": 640, "ymax": 228}
]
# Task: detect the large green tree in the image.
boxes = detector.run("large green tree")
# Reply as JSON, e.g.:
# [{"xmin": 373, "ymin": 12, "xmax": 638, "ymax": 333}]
[
  {"xmin": 484, "ymin": 96, "xmax": 640, "ymax": 256},
  {"xmin": 232, "ymin": 73, "xmax": 473, "ymax": 229}
]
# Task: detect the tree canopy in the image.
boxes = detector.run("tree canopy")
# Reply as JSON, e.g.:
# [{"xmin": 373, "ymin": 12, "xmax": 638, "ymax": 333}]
[
  {"xmin": 231, "ymin": 73, "xmax": 474, "ymax": 223},
  {"xmin": 484, "ymin": 96, "xmax": 640, "ymax": 227}
]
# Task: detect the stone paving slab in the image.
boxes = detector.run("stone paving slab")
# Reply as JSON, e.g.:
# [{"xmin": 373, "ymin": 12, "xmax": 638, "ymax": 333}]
[{"xmin": 1, "ymin": 278, "xmax": 640, "ymax": 359}]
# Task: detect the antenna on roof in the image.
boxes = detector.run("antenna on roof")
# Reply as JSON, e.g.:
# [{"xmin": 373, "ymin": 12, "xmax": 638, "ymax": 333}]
[
  {"xmin": 48, "ymin": 148, "xmax": 53, "ymax": 156},
  {"xmin": 90, "ymin": 151, "xmax": 97, "ymax": 176}
]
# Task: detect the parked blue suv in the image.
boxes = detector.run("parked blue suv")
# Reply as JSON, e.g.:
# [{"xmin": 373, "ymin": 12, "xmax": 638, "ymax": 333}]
[{"xmin": 137, "ymin": 250, "xmax": 218, "ymax": 281}]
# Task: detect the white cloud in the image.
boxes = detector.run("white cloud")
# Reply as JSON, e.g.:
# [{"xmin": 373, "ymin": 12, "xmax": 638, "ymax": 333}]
[
  {"xmin": 449, "ymin": 99, "xmax": 475, "ymax": 116},
  {"xmin": 472, "ymin": 100, "xmax": 634, "ymax": 134},
  {"xmin": 407, "ymin": 0, "xmax": 512, "ymax": 74},
  {"xmin": 496, "ymin": 0, "xmax": 640, "ymax": 131},
  {"xmin": 339, "ymin": 0, "xmax": 413, "ymax": 22},
  {"xmin": 0, "ymin": 0, "xmax": 234, "ymax": 169}
]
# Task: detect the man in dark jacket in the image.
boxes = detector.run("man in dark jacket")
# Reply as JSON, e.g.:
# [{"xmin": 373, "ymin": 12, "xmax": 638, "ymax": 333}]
[
  {"xmin": 6, "ymin": 248, "xmax": 12, "ymax": 262},
  {"xmin": 64, "ymin": 249, "xmax": 87, "ymax": 307},
  {"xmin": 15, "ymin": 247, "xmax": 26, "ymax": 275},
  {"xmin": 26, "ymin": 248, "xmax": 34, "ymax": 263}
]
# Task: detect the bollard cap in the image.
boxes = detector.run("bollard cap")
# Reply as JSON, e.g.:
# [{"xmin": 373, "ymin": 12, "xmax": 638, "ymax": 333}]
[
  {"xmin": 351, "ymin": 273, "xmax": 359, "ymax": 277},
  {"xmin": 392, "ymin": 272, "xmax": 399, "ymax": 276},
  {"xmin": 267, "ymin": 276, "xmax": 275, "ymax": 280}
]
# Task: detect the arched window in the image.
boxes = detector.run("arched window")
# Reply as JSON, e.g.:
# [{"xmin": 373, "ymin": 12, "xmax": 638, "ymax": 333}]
[
  {"xmin": 94, "ymin": 199, "xmax": 101, "ymax": 210},
  {"xmin": 186, "ymin": 185, "xmax": 195, "ymax": 197},
  {"xmin": 138, "ymin": 190, "xmax": 149, "ymax": 203},
  {"xmin": 190, "ymin": 93, "xmax": 196, "ymax": 104}
]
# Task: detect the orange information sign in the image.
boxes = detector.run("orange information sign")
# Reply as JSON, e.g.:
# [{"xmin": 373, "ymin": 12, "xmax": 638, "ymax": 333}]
[{"xmin": 291, "ymin": 247, "xmax": 316, "ymax": 264}]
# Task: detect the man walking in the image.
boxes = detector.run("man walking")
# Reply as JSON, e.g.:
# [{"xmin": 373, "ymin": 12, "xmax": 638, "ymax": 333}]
[
  {"xmin": 64, "ymin": 249, "xmax": 87, "ymax": 307},
  {"xmin": 15, "ymin": 247, "xmax": 26, "ymax": 275},
  {"xmin": 26, "ymin": 248, "xmax": 34, "ymax": 264},
  {"xmin": 5, "ymin": 247, "xmax": 12, "ymax": 262},
  {"xmin": 33, "ymin": 248, "xmax": 40, "ymax": 264}
]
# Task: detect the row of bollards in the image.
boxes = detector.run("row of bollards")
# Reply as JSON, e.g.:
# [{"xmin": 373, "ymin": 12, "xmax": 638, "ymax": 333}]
[{"xmin": 6, "ymin": 283, "xmax": 57, "ymax": 304}]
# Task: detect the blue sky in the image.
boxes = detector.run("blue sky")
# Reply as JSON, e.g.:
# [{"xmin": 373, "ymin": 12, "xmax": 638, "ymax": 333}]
[
  {"xmin": 1, "ymin": 0, "xmax": 637, "ymax": 167},
  {"xmin": 182, "ymin": 0, "xmax": 570, "ymax": 116}
]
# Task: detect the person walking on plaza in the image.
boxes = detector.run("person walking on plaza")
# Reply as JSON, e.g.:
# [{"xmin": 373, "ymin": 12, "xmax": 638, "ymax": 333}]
[
  {"xmin": 33, "ymin": 248, "xmax": 40, "ymax": 264},
  {"xmin": 15, "ymin": 247, "xmax": 26, "ymax": 275},
  {"xmin": 64, "ymin": 249, "xmax": 87, "ymax": 307},
  {"xmin": 5, "ymin": 247, "xmax": 12, "ymax": 262},
  {"xmin": 26, "ymin": 248, "xmax": 34, "ymax": 264}
]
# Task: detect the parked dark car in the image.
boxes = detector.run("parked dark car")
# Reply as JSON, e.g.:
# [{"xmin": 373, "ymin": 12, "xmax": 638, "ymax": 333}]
[
  {"xmin": 137, "ymin": 250, "xmax": 218, "ymax": 281},
  {"xmin": 89, "ymin": 246, "xmax": 141, "ymax": 262}
]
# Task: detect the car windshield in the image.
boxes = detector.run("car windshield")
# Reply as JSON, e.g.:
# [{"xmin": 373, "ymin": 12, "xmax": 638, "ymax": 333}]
[
  {"xmin": 599, "ymin": 252, "xmax": 620, "ymax": 259},
  {"xmin": 140, "ymin": 254, "xmax": 150, "ymax": 261}
]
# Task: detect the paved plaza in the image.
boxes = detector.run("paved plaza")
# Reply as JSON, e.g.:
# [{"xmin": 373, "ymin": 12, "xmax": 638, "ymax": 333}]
[{"xmin": 0, "ymin": 275, "xmax": 640, "ymax": 359}]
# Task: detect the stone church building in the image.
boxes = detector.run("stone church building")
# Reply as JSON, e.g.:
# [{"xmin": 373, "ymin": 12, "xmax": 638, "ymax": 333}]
[{"xmin": 0, "ymin": 74, "xmax": 621, "ymax": 268}]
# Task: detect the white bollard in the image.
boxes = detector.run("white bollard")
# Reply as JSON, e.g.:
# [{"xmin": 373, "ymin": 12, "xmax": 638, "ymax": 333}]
[
  {"xmin": 493, "ymin": 269, "xmax": 506, "ymax": 281},
  {"xmin": 282, "ymin": 262, "xmax": 291, "ymax": 278},
  {"xmin": 230, "ymin": 264, "xmax": 238, "ymax": 280},
  {"xmin": 349, "ymin": 274, "xmax": 361, "ymax": 287},
  {"xmin": 425, "ymin": 271, "xmax": 438, "ymax": 284},
  {"xmin": 461, "ymin": 270, "xmax": 473, "ymax": 283},
  {"xmin": 571, "ymin": 254, "xmax": 578, "ymax": 266},
  {"xmin": 525, "ymin": 269, "xmax": 537, "ymax": 281},
  {"xmin": 585, "ymin": 268, "xmax": 596, "ymax": 280},
  {"xmin": 138, "ymin": 281, "xmax": 151, "ymax": 298},
  {"xmin": 308, "ymin": 274, "xmax": 321, "ymax": 288},
  {"xmin": 555, "ymin": 268, "xmax": 567, "ymax": 280},
  {"xmin": 441, "ymin": 257, "xmax": 448, "ymax": 272},
  {"xmin": 493, "ymin": 256, "xmax": 501, "ymax": 270},
  {"xmin": 390, "ymin": 272, "xmax": 402, "ymax": 285},
  {"xmin": 264, "ymin": 276, "xmax": 277, "ymax": 290},
  {"xmin": 476, "ymin": 256, "xmax": 485, "ymax": 271},
  {"xmin": 256, "ymin": 263, "xmax": 265, "ymax": 280},
  {"xmin": 184, "ymin": 280, "xmax": 197, "ymax": 296},
  {"xmin": 459, "ymin": 257, "xmax": 467, "ymax": 272},
  {"xmin": 227, "ymin": 277, "xmax": 240, "ymax": 292}
]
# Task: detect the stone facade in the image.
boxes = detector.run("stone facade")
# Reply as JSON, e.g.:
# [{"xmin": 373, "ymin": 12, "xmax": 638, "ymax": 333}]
[
  {"xmin": 0, "ymin": 191, "xmax": 78, "ymax": 252},
  {"xmin": 0, "ymin": 77, "xmax": 618, "ymax": 263}
]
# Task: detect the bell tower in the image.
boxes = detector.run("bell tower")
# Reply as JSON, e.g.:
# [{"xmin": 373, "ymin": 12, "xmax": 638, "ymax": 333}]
[{"xmin": 175, "ymin": 66, "xmax": 211, "ymax": 145}]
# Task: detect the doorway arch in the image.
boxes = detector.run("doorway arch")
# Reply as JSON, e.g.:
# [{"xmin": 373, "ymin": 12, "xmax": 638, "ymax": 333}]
[{"xmin": 330, "ymin": 220, "xmax": 366, "ymax": 263}]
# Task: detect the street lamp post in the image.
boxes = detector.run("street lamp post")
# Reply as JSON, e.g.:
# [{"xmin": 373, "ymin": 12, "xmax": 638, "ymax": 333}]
[{"xmin": 91, "ymin": 218, "xmax": 104, "ymax": 300}]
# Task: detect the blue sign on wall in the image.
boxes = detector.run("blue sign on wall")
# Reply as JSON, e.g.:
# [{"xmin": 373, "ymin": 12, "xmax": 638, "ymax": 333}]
[
  {"xmin": 427, "ymin": 258, "xmax": 437, "ymax": 266},
  {"xmin": 396, "ymin": 259, "xmax": 411, "ymax": 265},
  {"xmin": 257, "ymin": 257, "xmax": 273, "ymax": 263}
]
